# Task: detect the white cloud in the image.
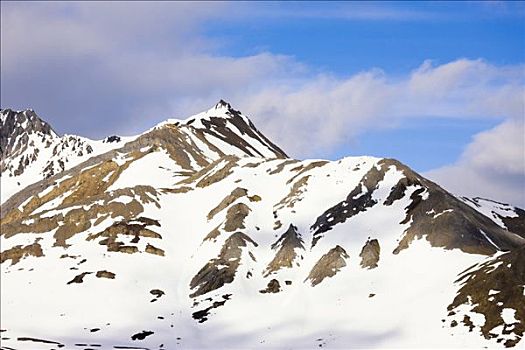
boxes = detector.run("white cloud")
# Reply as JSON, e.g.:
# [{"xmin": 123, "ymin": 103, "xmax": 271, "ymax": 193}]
[
  {"xmin": 425, "ymin": 119, "xmax": 525, "ymax": 207},
  {"xmin": 1, "ymin": 2, "xmax": 524, "ymax": 206},
  {"xmin": 235, "ymin": 59, "xmax": 524, "ymax": 157}
]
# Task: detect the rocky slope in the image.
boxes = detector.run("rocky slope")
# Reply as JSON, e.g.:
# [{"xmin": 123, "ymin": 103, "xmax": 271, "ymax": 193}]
[
  {"xmin": 0, "ymin": 108, "xmax": 134, "ymax": 204},
  {"xmin": 0, "ymin": 101, "xmax": 524, "ymax": 349}
]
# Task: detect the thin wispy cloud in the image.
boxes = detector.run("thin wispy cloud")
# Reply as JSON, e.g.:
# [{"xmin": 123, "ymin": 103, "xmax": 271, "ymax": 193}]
[{"xmin": 234, "ymin": 2, "xmax": 525, "ymax": 22}]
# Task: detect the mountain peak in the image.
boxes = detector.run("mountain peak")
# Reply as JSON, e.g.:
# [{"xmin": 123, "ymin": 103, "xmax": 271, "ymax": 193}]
[
  {"xmin": 151, "ymin": 102, "xmax": 288, "ymax": 159},
  {"xmin": 0, "ymin": 108, "xmax": 55, "ymax": 135},
  {"xmin": 1, "ymin": 109, "xmax": 58, "ymax": 159},
  {"xmin": 214, "ymin": 99, "xmax": 232, "ymax": 110}
]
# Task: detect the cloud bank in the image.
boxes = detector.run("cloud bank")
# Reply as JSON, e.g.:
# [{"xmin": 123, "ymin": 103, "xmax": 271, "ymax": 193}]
[{"xmin": 1, "ymin": 2, "xmax": 524, "ymax": 206}]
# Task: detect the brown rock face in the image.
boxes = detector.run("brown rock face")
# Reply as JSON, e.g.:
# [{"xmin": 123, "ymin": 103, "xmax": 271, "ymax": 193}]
[
  {"xmin": 498, "ymin": 207, "xmax": 525, "ymax": 239},
  {"xmin": 96, "ymin": 270, "xmax": 116, "ymax": 279},
  {"xmin": 264, "ymin": 224, "xmax": 305, "ymax": 276},
  {"xmin": 448, "ymin": 246, "xmax": 525, "ymax": 348},
  {"xmin": 0, "ymin": 242, "xmax": 44, "ymax": 265},
  {"xmin": 359, "ymin": 239, "xmax": 380, "ymax": 269},
  {"xmin": 259, "ymin": 279, "xmax": 281, "ymax": 294},
  {"xmin": 207, "ymin": 187, "xmax": 248, "ymax": 221},
  {"xmin": 190, "ymin": 232, "xmax": 258, "ymax": 298},
  {"xmin": 310, "ymin": 158, "xmax": 525, "ymax": 254},
  {"xmin": 87, "ymin": 219, "xmax": 162, "ymax": 254},
  {"xmin": 306, "ymin": 245, "xmax": 349, "ymax": 287},
  {"xmin": 223, "ymin": 203, "xmax": 251, "ymax": 232},
  {"xmin": 145, "ymin": 244, "xmax": 165, "ymax": 256}
]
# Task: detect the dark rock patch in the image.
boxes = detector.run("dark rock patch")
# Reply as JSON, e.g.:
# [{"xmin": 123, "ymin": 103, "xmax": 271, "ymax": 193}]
[
  {"xmin": 447, "ymin": 246, "xmax": 525, "ymax": 347},
  {"xmin": 150, "ymin": 289, "xmax": 165, "ymax": 298},
  {"xmin": 203, "ymin": 225, "xmax": 221, "ymax": 242},
  {"xmin": 264, "ymin": 224, "xmax": 305, "ymax": 276},
  {"xmin": 0, "ymin": 242, "xmax": 44, "ymax": 265},
  {"xmin": 223, "ymin": 203, "xmax": 251, "ymax": 232},
  {"xmin": 96, "ymin": 270, "xmax": 115, "ymax": 279},
  {"xmin": 67, "ymin": 272, "xmax": 92, "ymax": 285},
  {"xmin": 17, "ymin": 336, "xmax": 63, "ymax": 346},
  {"xmin": 310, "ymin": 163, "xmax": 388, "ymax": 247},
  {"xmin": 260, "ymin": 279, "xmax": 281, "ymax": 294},
  {"xmin": 103, "ymin": 135, "xmax": 121, "ymax": 143},
  {"xmin": 207, "ymin": 187, "xmax": 247, "ymax": 221},
  {"xmin": 381, "ymin": 159, "xmax": 525, "ymax": 255},
  {"xmin": 190, "ymin": 232, "xmax": 258, "ymax": 297},
  {"xmin": 87, "ymin": 219, "xmax": 161, "ymax": 254},
  {"xmin": 191, "ymin": 294, "xmax": 231, "ymax": 323},
  {"xmin": 131, "ymin": 330, "xmax": 154, "ymax": 341},
  {"xmin": 306, "ymin": 245, "xmax": 349, "ymax": 286},
  {"xmin": 145, "ymin": 244, "xmax": 164, "ymax": 256},
  {"xmin": 286, "ymin": 161, "xmax": 328, "ymax": 185},
  {"xmin": 135, "ymin": 217, "xmax": 160, "ymax": 227},
  {"xmin": 497, "ymin": 207, "xmax": 525, "ymax": 239},
  {"xmin": 359, "ymin": 238, "xmax": 380, "ymax": 269},
  {"xmin": 196, "ymin": 102, "xmax": 288, "ymax": 159}
]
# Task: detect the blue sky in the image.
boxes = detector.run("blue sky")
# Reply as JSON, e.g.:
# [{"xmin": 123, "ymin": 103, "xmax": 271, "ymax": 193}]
[
  {"xmin": 209, "ymin": 2, "xmax": 525, "ymax": 75},
  {"xmin": 1, "ymin": 1, "xmax": 524, "ymax": 205}
]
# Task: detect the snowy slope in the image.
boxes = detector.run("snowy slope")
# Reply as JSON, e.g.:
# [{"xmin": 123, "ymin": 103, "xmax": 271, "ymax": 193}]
[{"xmin": 1, "ymin": 102, "xmax": 524, "ymax": 349}]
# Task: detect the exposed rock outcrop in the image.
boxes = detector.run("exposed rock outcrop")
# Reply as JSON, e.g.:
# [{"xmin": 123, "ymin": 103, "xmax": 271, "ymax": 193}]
[
  {"xmin": 310, "ymin": 163, "xmax": 389, "ymax": 246},
  {"xmin": 306, "ymin": 245, "xmax": 349, "ymax": 286},
  {"xmin": 190, "ymin": 232, "xmax": 258, "ymax": 297},
  {"xmin": 448, "ymin": 246, "xmax": 525, "ymax": 347},
  {"xmin": 264, "ymin": 224, "xmax": 305, "ymax": 276},
  {"xmin": 0, "ymin": 242, "xmax": 44, "ymax": 265},
  {"xmin": 96, "ymin": 270, "xmax": 116, "ymax": 279},
  {"xmin": 359, "ymin": 238, "xmax": 380, "ymax": 269},
  {"xmin": 259, "ymin": 279, "xmax": 281, "ymax": 294},
  {"xmin": 207, "ymin": 187, "xmax": 248, "ymax": 221}
]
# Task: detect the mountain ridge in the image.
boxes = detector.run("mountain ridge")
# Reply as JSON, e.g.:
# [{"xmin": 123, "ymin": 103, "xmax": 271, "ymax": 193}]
[{"xmin": 1, "ymin": 101, "xmax": 524, "ymax": 349}]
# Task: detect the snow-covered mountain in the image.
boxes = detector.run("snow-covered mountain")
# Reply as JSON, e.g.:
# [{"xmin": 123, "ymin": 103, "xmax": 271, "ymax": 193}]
[
  {"xmin": 0, "ymin": 108, "xmax": 134, "ymax": 204},
  {"xmin": 0, "ymin": 101, "xmax": 286, "ymax": 206},
  {"xmin": 1, "ymin": 101, "xmax": 524, "ymax": 349}
]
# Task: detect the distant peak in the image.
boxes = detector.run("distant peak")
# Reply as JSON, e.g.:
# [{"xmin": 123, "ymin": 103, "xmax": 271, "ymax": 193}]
[
  {"xmin": 0, "ymin": 108, "xmax": 56, "ymax": 137},
  {"xmin": 214, "ymin": 99, "xmax": 232, "ymax": 110}
]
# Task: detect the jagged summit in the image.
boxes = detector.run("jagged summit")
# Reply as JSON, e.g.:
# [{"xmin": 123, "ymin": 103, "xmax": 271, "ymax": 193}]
[
  {"xmin": 1, "ymin": 108, "xmax": 57, "ymax": 149},
  {"xmin": 214, "ymin": 99, "xmax": 232, "ymax": 110},
  {"xmin": 0, "ymin": 109, "xmax": 132, "ymax": 203},
  {"xmin": 154, "ymin": 99, "xmax": 246, "ymax": 128},
  {"xmin": 151, "ymin": 101, "xmax": 288, "ymax": 159}
]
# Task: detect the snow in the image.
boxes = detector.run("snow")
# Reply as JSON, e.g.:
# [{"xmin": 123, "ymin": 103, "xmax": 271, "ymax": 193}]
[
  {"xmin": 1, "ymin": 151, "xmax": 500, "ymax": 349},
  {"xmin": 433, "ymin": 209, "xmax": 454, "ymax": 219},
  {"xmin": 0, "ymin": 104, "xmax": 518, "ymax": 349},
  {"xmin": 1, "ymin": 128, "xmax": 137, "ymax": 205},
  {"xmin": 501, "ymin": 308, "xmax": 518, "ymax": 324},
  {"xmin": 479, "ymin": 230, "xmax": 500, "ymax": 250},
  {"xmin": 461, "ymin": 197, "xmax": 519, "ymax": 229}
]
